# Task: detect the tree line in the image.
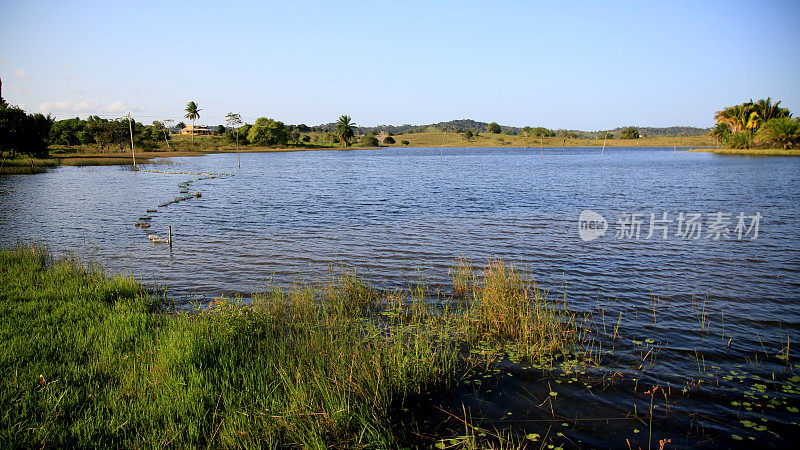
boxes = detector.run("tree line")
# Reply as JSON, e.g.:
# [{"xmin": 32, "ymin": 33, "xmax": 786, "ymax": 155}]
[
  {"xmin": 711, "ymin": 98, "xmax": 798, "ymax": 149},
  {"xmin": 49, "ymin": 116, "xmax": 170, "ymax": 150},
  {"xmin": 0, "ymin": 79, "xmax": 53, "ymax": 158},
  {"xmin": 13, "ymin": 90, "xmax": 796, "ymax": 157}
]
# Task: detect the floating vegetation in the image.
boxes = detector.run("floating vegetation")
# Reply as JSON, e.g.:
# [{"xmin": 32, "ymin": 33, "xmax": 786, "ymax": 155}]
[{"xmin": 147, "ymin": 234, "xmax": 169, "ymax": 244}]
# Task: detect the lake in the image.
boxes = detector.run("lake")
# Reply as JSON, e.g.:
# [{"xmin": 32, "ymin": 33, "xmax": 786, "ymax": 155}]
[{"xmin": 2, "ymin": 146, "xmax": 799, "ymax": 446}]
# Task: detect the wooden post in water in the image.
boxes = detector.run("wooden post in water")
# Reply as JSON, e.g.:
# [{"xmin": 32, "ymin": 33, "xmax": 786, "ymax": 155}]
[
  {"xmin": 602, "ymin": 134, "xmax": 607, "ymax": 157},
  {"xmin": 440, "ymin": 129, "xmax": 445, "ymax": 161},
  {"xmin": 128, "ymin": 112, "xmax": 136, "ymax": 170},
  {"xmin": 168, "ymin": 225, "xmax": 172, "ymax": 250}
]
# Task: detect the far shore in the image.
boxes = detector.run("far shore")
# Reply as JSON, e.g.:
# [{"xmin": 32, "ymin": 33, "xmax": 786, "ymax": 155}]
[{"xmin": 4, "ymin": 132, "xmax": 796, "ymax": 175}]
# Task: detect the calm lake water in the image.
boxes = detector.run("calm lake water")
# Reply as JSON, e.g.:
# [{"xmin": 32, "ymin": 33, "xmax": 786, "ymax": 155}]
[{"xmin": 2, "ymin": 146, "xmax": 799, "ymax": 447}]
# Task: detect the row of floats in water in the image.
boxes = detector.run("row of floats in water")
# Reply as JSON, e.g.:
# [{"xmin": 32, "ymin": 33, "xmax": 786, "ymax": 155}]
[{"xmin": 134, "ymin": 170, "xmax": 234, "ymax": 245}]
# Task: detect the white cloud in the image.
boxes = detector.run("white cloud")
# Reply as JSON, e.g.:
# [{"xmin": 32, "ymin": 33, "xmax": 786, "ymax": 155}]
[
  {"xmin": 9, "ymin": 85, "xmax": 31, "ymax": 94},
  {"xmin": 38, "ymin": 101, "xmax": 71, "ymax": 113},
  {"xmin": 36, "ymin": 99, "xmax": 146, "ymax": 115},
  {"xmin": 73, "ymin": 100, "xmax": 100, "ymax": 112},
  {"xmin": 104, "ymin": 101, "xmax": 128, "ymax": 113},
  {"xmin": 13, "ymin": 69, "xmax": 31, "ymax": 79}
]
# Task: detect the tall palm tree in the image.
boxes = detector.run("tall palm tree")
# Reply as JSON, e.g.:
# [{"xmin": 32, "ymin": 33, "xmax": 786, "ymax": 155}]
[
  {"xmin": 715, "ymin": 103, "xmax": 757, "ymax": 133},
  {"xmin": 714, "ymin": 108, "xmax": 735, "ymax": 131},
  {"xmin": 185, "ymin": 101, "xmax": 201, "ymax": 142},
  {"xmin": 753, "ymin": 97, "xmax": 791, "ymax": 126},
  {"xmin": 335, "ymin": 115, "xmax": 355, "ymax": 147}
]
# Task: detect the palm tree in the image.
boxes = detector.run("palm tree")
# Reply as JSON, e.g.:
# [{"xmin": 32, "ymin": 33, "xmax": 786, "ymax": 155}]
[
  {"xmin": 709, "ymin": 123, "xmax": 732, "ymax": 144},
  {"xmin": 559, "ymin": 129, "xmax": 569, "ymax": 146},
  {"xmin": 226, "ymin": 112, "xmax": 243, "ymax": 167},
  {"xmin": 335, "ymin": 115, "xmax": 355, "ymax": 147},
  {"xmin": 184, "ymin": 101, "xmax": 201, "ymax": 142},
  {"xmin": 753, "ymin": 97, "xmax": 791, "ymax": 126},
  {"xmin": 715, "ymin": 103, "xmax": 757, "ymax": 133}
]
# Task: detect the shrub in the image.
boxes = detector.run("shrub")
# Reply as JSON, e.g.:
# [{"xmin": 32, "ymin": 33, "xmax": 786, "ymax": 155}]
[
  {"xmin": 726, "ymin": 131, "xmax": 751, "ymax": 149},
  {"xmin": 619, "ymin": 127, "xmax": 639, "ymax": 139},
  {"xmin": 247, "ymin": 118, "xmax": 289, "ymax": 146},
  {"xmin": 754, "ymin": 117, "xmax": 800, "ymax": 149},
  {"xmin": 400, "ymin": 140, "xmax": 409, "ymax": 145},
  {"xmin": 382, "ymin": 136, "xmax": 395, "ymax": 145},
  {"xmin": 361, "ymin": 135, "xmax": 379, "ymax": 147}
]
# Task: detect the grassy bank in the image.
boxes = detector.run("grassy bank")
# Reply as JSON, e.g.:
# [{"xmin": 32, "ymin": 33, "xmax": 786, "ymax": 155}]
[
  {"xmin": 163, "ymin": 132, "xmax": 714, "ymax": 150},
  {"xmin": 365, "ymin": 131, "xmax": 714, "ymax": 149},
  {"xmin": 0, "ymin": 156, "xmax": 59, "ymax": 174},
  {"xmin": 689, "ymin": 147, "xmax": 800, "ymax": 156},
  {"xmin": 0, "ymin": 245, "xmax": 582, "ymax": 447}
]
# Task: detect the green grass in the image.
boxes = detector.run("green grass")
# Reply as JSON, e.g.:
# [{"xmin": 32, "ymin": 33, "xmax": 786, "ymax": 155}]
[
  {"xmin": 356, "ymin": 131, "xmax": 715, "ymax": 149},
  {"xmin": 690, "ymin": 147, "xmax": 800, "ymax": 156},
  {"xmin": 447, "ymin": 259, "xmax": 584, "ymax": 365},
  {"xmin": 0, "ymin": 156, "xmax": 58, "ymax": 174},
  {"xmin": 0, "ymin": 246, "xmax": 585, "ymax": 447}
]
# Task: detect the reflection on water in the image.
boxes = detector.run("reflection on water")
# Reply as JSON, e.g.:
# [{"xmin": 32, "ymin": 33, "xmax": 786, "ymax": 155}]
[{"xmin": 2, "ymin": 146, "xmax": 799, "ymax": 446}]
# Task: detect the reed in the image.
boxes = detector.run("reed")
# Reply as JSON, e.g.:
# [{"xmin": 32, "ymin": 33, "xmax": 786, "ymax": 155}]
[
  {"xmin": 0, "ymin": 245, "xmax": 588, "ymax": 447},
  {"xmin": 450, "ymin": 256, "xmax": 476, "ymax": 296},
  {"xmin": 454, "ymin": 259, "xmax": 584, "ymax": 364}
]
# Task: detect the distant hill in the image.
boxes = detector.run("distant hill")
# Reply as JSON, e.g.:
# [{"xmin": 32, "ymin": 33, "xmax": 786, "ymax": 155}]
[{"xmin": 306, "ymin": 119, "xmax": 710, "ymax": 137}]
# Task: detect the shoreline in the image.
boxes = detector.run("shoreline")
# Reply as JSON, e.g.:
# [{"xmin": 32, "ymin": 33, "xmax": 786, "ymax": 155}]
[
  {"xmin": 689, "ymin": 147, "xmax": 800, "ymax": 156},
  {"xmin": 4, "ymin": 139, "xmax": 796, "ymax": 176}
]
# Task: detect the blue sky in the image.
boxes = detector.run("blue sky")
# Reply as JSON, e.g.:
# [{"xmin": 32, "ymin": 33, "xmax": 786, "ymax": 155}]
[{"xmin": 1, "ymin": 0, "xmax": 798, "ymax": 130}]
